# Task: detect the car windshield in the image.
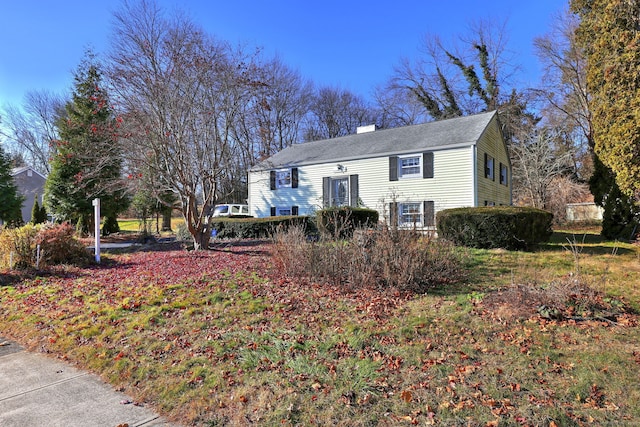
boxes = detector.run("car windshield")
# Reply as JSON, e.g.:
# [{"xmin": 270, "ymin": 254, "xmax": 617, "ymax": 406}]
[{"xmin": 213, "ymin": 206, "xmax": 228, "ymax": 215}]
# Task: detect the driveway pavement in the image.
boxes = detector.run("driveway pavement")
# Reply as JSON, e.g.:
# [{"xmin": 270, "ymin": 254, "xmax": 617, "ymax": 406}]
[{"xmin": 0, "ymin": 337, "xmax": 178, "ymax": 427}]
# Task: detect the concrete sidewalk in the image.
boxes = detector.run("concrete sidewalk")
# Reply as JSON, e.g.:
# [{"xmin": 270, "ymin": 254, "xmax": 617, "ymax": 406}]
[{"xmin": 0, "ymin": 337, "xmax": 179, "ymax": 427}]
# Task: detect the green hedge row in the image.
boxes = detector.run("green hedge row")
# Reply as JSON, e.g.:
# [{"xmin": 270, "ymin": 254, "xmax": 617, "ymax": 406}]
[
  {"xmin": 211, "ymin": 216, "xmax": 317, "ymax": 239},
  {"xmin": 436, "ymin": 206, "xmax": 553, "ymax": 250},
  {"xmin": 210, "ymin": 207, "xmax": 380, "ymax": 240}
]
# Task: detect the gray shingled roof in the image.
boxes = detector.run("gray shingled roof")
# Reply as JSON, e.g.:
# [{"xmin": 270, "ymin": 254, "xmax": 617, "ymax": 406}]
[{"xmin": 251, "ymin": 110, "xmax": 497, "ymax": 171}]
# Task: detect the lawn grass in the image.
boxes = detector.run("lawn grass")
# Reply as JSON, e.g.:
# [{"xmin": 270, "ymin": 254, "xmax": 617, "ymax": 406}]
[
  {"xmin": 117, "ymin": 217, "xmax": 185, "ymax": 234},
  {"xmin": 0, "ymin": 226, "xmax": 639, "ymax": 426}
]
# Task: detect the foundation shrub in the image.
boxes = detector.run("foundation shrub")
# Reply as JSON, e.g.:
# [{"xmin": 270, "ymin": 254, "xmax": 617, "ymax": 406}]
[
  {"xmin": 437, "ymin": 206, "xmax": 553, "ymax": 250},
  {"xmin": 212, "ymin": 216, "xmax": 316, "ymax": 239}
]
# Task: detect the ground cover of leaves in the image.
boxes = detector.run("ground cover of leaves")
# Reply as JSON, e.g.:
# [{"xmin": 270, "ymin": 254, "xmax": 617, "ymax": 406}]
[{"xmin": 1, "ymin": 240, "xmax": 639, "ymax": 426}]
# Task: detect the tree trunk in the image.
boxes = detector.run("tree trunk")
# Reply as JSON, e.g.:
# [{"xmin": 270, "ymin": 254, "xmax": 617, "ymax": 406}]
[
  {"xmin": 162, "ymin": 210, "xmax": 172, "ymax": 231},
  {"xmin": 192, "ymin": 229, "xmax": 211, "ymax": 251}
]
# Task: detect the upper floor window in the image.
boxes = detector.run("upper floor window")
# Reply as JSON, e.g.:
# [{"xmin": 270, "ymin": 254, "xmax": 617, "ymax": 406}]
[
  {"xmin": 500, "ymin": 163, "xmax": 508, "ymax": 185},
  {"xmin": 484, "ymin": 153, "xmax": 494, "ymax": 180},
  {"xmin": 270, "ymin": 168, "xmax": 298, "ymax": 190},
  {"xmin": 399, "ymin": 155, "xmax": 421, "ymax": 178},
  {"xmin": 389, "ymin": 152, "xmax": 434, "ymax": 181},
  {"xmin": 276, "ymin": 169, "xmax": 291, "ymax": 188}
]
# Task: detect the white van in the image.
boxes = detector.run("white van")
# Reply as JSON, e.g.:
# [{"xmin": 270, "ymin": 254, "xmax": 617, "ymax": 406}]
[{"xmin": 211, "ymin": 204, "xmax": 250, "ymax": 218}]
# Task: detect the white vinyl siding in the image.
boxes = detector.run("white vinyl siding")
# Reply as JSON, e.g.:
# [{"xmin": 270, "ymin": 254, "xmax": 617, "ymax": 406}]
[
  {"xmin": 249, "ymin": 146, "xmax": 475, "ymax": 220},
  {"xmin": 476, "ymin": 115, "xmax": 511, "ymax": 206}
]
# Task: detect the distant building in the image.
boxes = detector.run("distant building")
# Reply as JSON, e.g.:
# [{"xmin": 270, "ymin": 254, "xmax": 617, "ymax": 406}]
[
  {"xmin": 566, "ymin": 202, "xmax": 604, "ymax": 222},
  {"xmin": 11, "ymin": 166, "xmax": 47, "ymax": 223}
]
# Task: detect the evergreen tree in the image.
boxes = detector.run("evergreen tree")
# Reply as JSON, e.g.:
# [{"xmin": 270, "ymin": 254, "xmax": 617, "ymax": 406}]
[
  {"xmin": 44, "ymin": 53, "xmax": 128, "ymax": 234},
  {"xmin": 571, "ymin": 0, "xmax": 640, "ymax": 199},
  {"xmin": 589, "ymin": 155, "xmax": 638, "ymax": 239},
  {"xmin": 0, "ymin": 145, "xmax": 24, "ymax": 225},
  {"xmin": 31, "ymin": 196, "xmax": 48, "ymax": 224}
]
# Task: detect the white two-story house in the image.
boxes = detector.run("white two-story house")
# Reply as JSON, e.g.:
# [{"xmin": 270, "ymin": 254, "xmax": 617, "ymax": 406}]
[{"xmin": 248, "ymin": 111, "xmax": 511, "ymax": 229}]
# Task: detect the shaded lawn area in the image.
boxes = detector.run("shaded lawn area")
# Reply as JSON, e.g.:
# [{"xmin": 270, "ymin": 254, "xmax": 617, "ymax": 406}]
[{"xmin": 0, "ymin": 231, "xmax": 639, "ymax": 426}]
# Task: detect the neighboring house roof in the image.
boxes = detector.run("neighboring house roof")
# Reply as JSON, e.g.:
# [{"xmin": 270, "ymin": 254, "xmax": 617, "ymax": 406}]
[
  {"xmin": 11, "ymin": 166, "xmax": 47, "ymax": 180},
  {"xmin": 252, "ymin": 110, "xmax": 498, "ymax": 171}
]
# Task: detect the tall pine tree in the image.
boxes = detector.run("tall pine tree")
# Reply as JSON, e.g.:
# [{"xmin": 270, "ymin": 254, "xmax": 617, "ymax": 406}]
[
  {"xmin": 45, "ymin": 53, "xmax": 128, "ymax": 235},
  {"xmin": 0, "ymin": 145, "xmax": 24, "ymax": 225}
]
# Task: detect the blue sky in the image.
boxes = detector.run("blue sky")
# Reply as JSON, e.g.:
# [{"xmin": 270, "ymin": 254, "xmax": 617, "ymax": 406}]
[{"xmin": 0, "ymin": 1, "xmax": 566, "ymax": 110}]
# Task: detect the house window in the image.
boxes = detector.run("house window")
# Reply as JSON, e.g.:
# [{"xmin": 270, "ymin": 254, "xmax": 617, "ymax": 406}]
[
  {"xmin": 484, "ymin": 153, "xmax": 494, "ymax": 180},
  {"xmin": 391, "ymin": 200, "xmax": 435, "ymax": 228},
  {"xmin": 399, "ymin": 155, "xmax": 421, "ymax": 178},
  {"xmin": 276, "ymin": 169, "xmax": 291, "ymax": 188},
  {"xmin": 270, "ymin": 206, "xmax": 299, "ymax": 216},
  {"xmin": 389, "ymin": 152, "xmax": 433, "ymax": 181},
  {"xmin": 270, "ymin": 168, "xmax": 298, "ymax": 190},
  {"xmin": 499, "ymin": 163, "xmax": 508, "ymax": 185},
  {"xmin": 400, "ymin": 202, "xmax": 422, "ymax": 226}
]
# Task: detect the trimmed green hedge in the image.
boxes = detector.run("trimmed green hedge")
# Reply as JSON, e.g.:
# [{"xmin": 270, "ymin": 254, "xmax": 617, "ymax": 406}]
[
  {"xmin": 436, "ymin": 206, "xmax": 553, "ymax": 250},
  {"xmin": 211, "ymin": 216, "xmax": 316, "ymax": 239},
  {"xmin": 316, "ymin": 207, "xmax": 379, "ymax": 238}
]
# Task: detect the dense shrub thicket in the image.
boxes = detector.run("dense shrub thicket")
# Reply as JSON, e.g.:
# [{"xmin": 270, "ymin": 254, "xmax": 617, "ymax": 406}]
[
  {"xmin": 316, "ymin": 207, "xmax": 379, "ymax": 239},
  {"xmin": 272, "ymin": 225, "xmax": 467, "ymax": 293},
  {"xmin": 0, "ymin": 222, "xmax": 90, "ymax": 269},
  {"xmin": 437, "ymin": 206, "xmax": 553, "ymax": 250}
]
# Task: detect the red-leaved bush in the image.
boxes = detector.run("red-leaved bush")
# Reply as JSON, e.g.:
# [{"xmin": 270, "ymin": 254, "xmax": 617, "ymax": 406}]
[{"xmin": 35, "ymin": 222, "xmax": 91, "ymax": 267}]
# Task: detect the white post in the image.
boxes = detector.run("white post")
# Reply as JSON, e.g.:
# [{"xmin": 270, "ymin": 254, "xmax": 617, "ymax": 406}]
[{"xmin": 92, "ymin": 198, "xmax": 101, "ymax": 264}]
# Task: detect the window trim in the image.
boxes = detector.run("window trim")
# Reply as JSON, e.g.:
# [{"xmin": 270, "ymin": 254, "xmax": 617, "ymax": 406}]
[
  {"xmin": 399, "ymin": 201, "xmax": 423, "ymax": 227},
  {"xmin": 398, "ymin": 154, "xmax": 422, "ymax": 179}
]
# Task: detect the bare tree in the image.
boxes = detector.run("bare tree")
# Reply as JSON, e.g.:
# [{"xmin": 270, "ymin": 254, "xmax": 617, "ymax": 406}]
[
  {"xmin": 226, "ymin": 55, "xmax": 313, "ymax": 202},
  {"xmin": 373, "ymin": 82, "xmax": 430, "ymax": 128},
  {"xmin": 533, "ymin": 10, "xmax": 592, "ymax": 180},
  {"xmin": 303, "ymin": 86, "xmax": 379, "ymax": 141},
  {"xmin": 511, "ymin": 129, "xmax": 574, "ymax": 210},
  {"xmin": 388, "ymin": 19, "xmax": 537, "ymax": 144},
  {"xmin": 108, "ymin": 0, "xmax": 251, "ymax": 249},
  {"xmin": 243, "ymin": 56, "xmax": 313, "ymax": 157},
  {"xmin": 1, "ymin": 90, "xmax": 66, "ymax": 174}
]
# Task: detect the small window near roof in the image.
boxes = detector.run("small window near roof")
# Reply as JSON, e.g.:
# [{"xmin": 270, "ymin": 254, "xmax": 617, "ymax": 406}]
[{"xmin": 399, "ymin": 155, "xmax": 421, "ymax": 178}]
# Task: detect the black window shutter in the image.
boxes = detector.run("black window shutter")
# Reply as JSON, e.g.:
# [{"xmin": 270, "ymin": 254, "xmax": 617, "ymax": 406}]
[
  {"xmin": 270, "ymin": 207, "xmax": 276, "ymax": 216},
  {"xmin": 389, "ymin": 156, "xmax": 398, "ymax": 181},
  {"xmin": 291, "ymin": 168, "xmax": 299, "ymax": 188},
  {"xmin": 270, "ymin": 171, "xmax": 276, "ymax": 190},
  {"xmin": 349, "ymin": 174, "xmax": 359, "ymax": 207},
  {"xmin": 322, "ymin": 177, "xmax": 331, "ymax": 207},
  {"xmin": 484, "ymin": 153, "xmax": 488, "ymax": 178},
  {"xmin": 389, "ymin": 202, "xmax": 398, "ymax": 227},
  {"xmin": 423, "ymin": 201, "xmax": 435, "ymax": 227},
  {"xmin": 423, "ymin": 152, "xmax": 434, "ymax": 179},
  {"xmin": 292, "ymin": 206, "xmax": 299, "ymax": 216}
]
